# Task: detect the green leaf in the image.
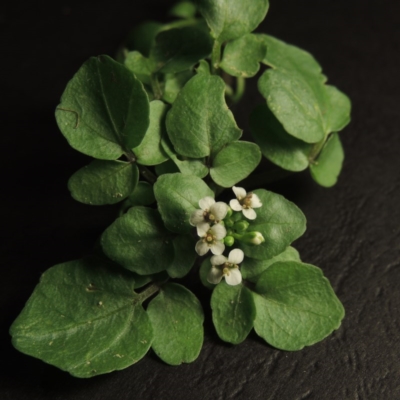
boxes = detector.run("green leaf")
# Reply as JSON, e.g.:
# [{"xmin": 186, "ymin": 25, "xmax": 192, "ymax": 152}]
[
  {"xmin": 210, "ymin": 141, "xmax": 261, "ymax": 187},
  {"xmin": 167, "ymin": 235, "xmax": 197, "ymax": 278},
  {"xmin": 128, "ymin": 181, "xmax": 155, "ymax": 206},
  {"xmin": 199, "ymin": 258, "xmax": 215, "ymax": 289},
  {"xmin": 101, "ymin": 207, "xmax": 175, "ymax": 274},
  {"xmin": 155, "ymin": 160, "xmax": 180, "ymax": 176},
  {"xmin": 253, "ymin": 261, "xmax": 345, "ymax": 350},
  {"xmin": 249, "ymin": 103, "xmax": 311, "ymax": 172},
  {"xmin": 10, "ymin": 257, "xmax": 153, "ymax": 378},
  {"xmin": 211, "ymin": 283, "xmax": 256, "ymax": 344},
  {"xmin": 166, "ymin": 73, "xmax": 242, "ymax": 158},
  {"xmin": 161, "ymin": 136, "xmax": 209, "ymax": 178},
  {"xmin": 259, "ymin": 34, "xmax": 325, "ymax": 82},
  {"xmin": 132, "ymin": 100, "xmax": 169, "ymax": 166},
  {"xmin": 124, "ymin": 51, "xmax": 153, "ymax": 85},
  {"xmin": 68, "ymin": 160, "xmax": 138, "ymax": 205},
  {"xmin": 150, "ymin": 25, "xmax": 213, "ymax": 74},
  {"xmin": 154, "ymin": 173, "xmax": 214, "ymax": 233},
  {"xmin": 196, "ymin": 59, "xmax": 211, "ymax": 75},
  {"xmin": 125, "ymin": 22, "xmax": 163, "ymax": 57},
  {"xmin": 169, "ymin": 1, "xmax": 197, "ymax": 18},
  {"xmin": 162, "ymin": 70, "xmax": 194, "ymax": 104},
  {"xmin": 147, "ymin": 283, "xmax": 204, "ymax": 365},
  {"xmin": 238, "ymin": 189, "xmax": 306, "ymax": 260},
  {"xmin": 325, "ymin": 85, "xmax": 351, "ymax": 132},
  {"xmin": 310, "ymin": 133, "xmax": 344, "ymax": 187},
  {"xmin": 241, "ymin": 246, "xmax": 300, "ymax": 282},
  {"xmin": 220, "ymin": 34, "xmax": 267, "ymax": 78},
  {"xmin": 258, "ymin": 68, "xmax": 327, "ymax": 144},
  {"xmin": 55, "ymin": 55, "xmax": 150, "ymax": 160},
  {"xmin": 197, "ymin": 0, "xmax": 269, "ymax": 42},
  {"xmin": 257, "ymin": 35, "xmax": 351, "ymax": 144}
]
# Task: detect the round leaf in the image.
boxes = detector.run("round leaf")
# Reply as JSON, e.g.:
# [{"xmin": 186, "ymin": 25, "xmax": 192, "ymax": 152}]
[
  {"xmin": 101, "ymin": 207, "xmax": 175, "ymax": 274},
  {"xmin": 10, "ymin": 257, "xmax": 153, "ymax": 377},
  {"xmin": 167, "ymin": 235, "xmax": 197, "ymax": 278},
  {"xmin": 154, "ymin": 173, "xmax": 214, "ymax": 233},
  {"xmin": 68, "ymin": 160, "xmax": 138, "ymax": 205},
  {"xmin": 55, "ymin": 55, "xmax": 150, "ymax": 159},
  {"xmin": 249, "ymin": 103, "xmax": 311, "ymax": 172},
  {"xmin": 253, "ymin": 261, "xmax": 345, "ymax": 350},
  {"xmin": 150, "ymin": 25, "xmax": 212, "ymax": 74},
  {"xmin": 198, "ymin": 0, "xmax": 269, "ymax": 42},
  {"xmin": 241, "ymin": 246, "xmax": 301, "ymax": 282},
  {"xmin": 310, "ymin": 133, "xmax": 344, "ymax": 187},
  {"xmin": 220, "ymin": 34, "xmax": 267, "ymax": 78},
  {"xmin": 133, "ymin": 100, "xmax": 169, "ymax": 166},
  {"xmin": 238, "ymin": 189, "xmax": 306, "ymax": 260},
  {"xmin": 210, "ymin": 141, "xmax": 261, "ymax": 187},
  {"xmin": 211, "ymin": 282, "xmax": 256, "ymax": 344},
  {"xmin": 147, "ymin": 283, "xmax": 204, "ymax": 365},
  {"xmin": 128, "ymin": 181, "xmax": 156, "ymax": 206},
  {"xmin": 166, "ymin": 73, "xmax": 242, "ymax": 158}
]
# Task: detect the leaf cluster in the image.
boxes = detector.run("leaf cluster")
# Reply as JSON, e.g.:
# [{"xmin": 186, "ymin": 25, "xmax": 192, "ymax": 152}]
[{"xmin": 10, "ymin": 0, "xmax": 350, "ymax": 377}]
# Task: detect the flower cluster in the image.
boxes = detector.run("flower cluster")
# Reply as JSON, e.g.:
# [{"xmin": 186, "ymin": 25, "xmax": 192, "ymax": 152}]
[{"xmin": 190, "ymin": 187, "xmax": 264, "ymax": 286}]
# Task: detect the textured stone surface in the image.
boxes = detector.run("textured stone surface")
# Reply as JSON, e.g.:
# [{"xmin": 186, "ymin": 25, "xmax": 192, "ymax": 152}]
[{"xmin": 2, "ymin": 0, "xmax": 400, "ymax": 399}]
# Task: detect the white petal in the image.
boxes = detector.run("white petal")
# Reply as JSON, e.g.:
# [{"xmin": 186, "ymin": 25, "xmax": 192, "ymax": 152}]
[
  {"xmin": 190, "ymin": 210, "xmax": 204, "ymax": 226},
  {"xmin": 211, "ymin": 223, "xmax": 226, "ymax": 239},
  {"xmin": 195, "ymin": 240, "xmax": 209, "ymax": 256},
  {"xmin": 229, "ymin": 199, "xmax": 243, "ymax": 211},
  {"xmin": 196, "ymin": 222, "xmax": 210, "ymax": 237},
  {"xmin": 250, "ymin": 194, "xmax": 262, "ymax": 208},
  {"xmin": 211, "ymin": 254, "xmax": 227, "ymax": 266},
  {"xmin": 210, "ymin": 240, "xmax": 225, "ymax": 255},
  {"xmin": 228, "ymin": 249, "xmax": 244, "ymax": 264},
  {"xmin": 225, "ymin": 269, "xmax": 242, "ymax": 286},
  {"xmin": 232, "ymin": 186, "xmax": 246, "ymax": 199},
  {"xmin": 207, "ymin": 267, "xmax": 223, "ymax": 284},
  {"xmin": 242, "ymin": 208, "xmax": 257, "ymax": 220},
  {"xmin": 199, "ymin": 196, "xmax": 215, "ymax": 211},
  {"xmin": 197, "ymin": 222, "xmax": 210, "ymax": 237},
  {"xmin": 210, "ymin": 202, "xmax": 228, "ymax": 220}
]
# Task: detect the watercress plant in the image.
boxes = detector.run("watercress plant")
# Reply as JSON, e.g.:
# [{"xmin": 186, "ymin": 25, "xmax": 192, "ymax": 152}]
[{"xmin": 10, "ymin": 0, "xmax": 351, "ymax": 378}]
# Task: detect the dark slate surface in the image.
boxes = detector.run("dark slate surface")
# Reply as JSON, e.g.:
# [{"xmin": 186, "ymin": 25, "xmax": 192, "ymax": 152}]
[{"xmin": 1, "ymin": 0, "xmax": 400, "ymax": 399}]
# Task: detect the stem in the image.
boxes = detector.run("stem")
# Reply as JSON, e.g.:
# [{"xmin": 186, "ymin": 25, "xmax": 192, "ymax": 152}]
[
  {"xmin": 137, "ymin": 282, "xmax": 162, "ymax": 303},
  {"xmin": 231, "ymin": 76, "xmax": 246, "ymax": 104},
  {"xmin": 211, "ymin": 40, "xmax": 222, "ymax": 74},
  {"xmin": 308, "ymin": 135, "xmax": 329, "ymax": 164},
  {"xmin": 150, "ymin": 73, "xmax": 163, "ymax": 100},
  {"xmin": 138, "ymin": 165, "xmax": 157, "ymax": 184}
]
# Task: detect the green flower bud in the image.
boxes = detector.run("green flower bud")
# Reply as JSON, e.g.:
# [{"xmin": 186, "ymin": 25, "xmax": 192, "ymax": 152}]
[
  {"xmin": 224, "ymin": 236, "xmax": 235, "ymax": 247},
  {"xmin": 226, "ymin": 207, "xmax": 233, "ymax": 218},
  {"xmin": 240, "ymin": 231, "xmax": 265, "ymax": 245},
  {"xmin": 224, "ymin": 218, "xmax": 234, "ymax": 228},
  {"xmin": 231, "ymin": 211, "xmax": 243, "ymax": 222},
  {"xmin": 234, "ymin": 220, "xmax": 249, "ymax": 233}
]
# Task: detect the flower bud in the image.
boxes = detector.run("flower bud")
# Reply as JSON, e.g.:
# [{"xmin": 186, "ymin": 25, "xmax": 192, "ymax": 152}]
[
  {"xmin": 224, "ymin": 218, "xmax": 234, "ymax": 228},
  {"xmin": 231, "ymin": 211, "xmax": 242, "ymax": 222},
  {"xmin": 224, "ymin": 236, "xmax": 235, "ymax": 247},
  {"xmin": 240, "ymin": 231, "xmax": 265, "ymax": 245},
  {"xmin": 234, "ymin": 220, "xmax": 249, "ymax": 233},
  {"xmin": 226, "ymin": 207, "xmax": 233, "ymax": 218}
]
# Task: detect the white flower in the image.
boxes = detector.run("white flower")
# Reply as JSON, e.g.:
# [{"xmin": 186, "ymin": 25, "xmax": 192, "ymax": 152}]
[
  {"xmin": 229, "ymin": 186, "xmax": 262, "ymax": 220},
  {"xmin": 195, "ymin": 223, "xmax": 226, "ymax": 256},
  {"xmin": 190, "ymin": 196, "xmax": 228, "ymax": 233},
  {"xmin": 207, "ymin": 248, "xmax": 244, "ymax": 286}
]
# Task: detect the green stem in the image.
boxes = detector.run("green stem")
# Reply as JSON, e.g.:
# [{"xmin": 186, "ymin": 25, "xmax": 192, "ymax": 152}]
[
  {"xmin": 231, "ymin": 76, "xmax": 246, "ymax": 104},
  {"xmin": 150, "ymin": 73, "xmax": 163, "ymax": 100},
  {"xmin": 137, "ymin": 282, "xmax": 162, "ymax": 303},
  {"xmin": 211, "ymin": 40, "xmax": 222, "ymax": 74},
  {"xmin": 138, "ymin": 165, "xmax": 158, "ymax": 184},
  {"xmin": 308, "ymin": 135, "xmax": 329, "ymax": 164}
]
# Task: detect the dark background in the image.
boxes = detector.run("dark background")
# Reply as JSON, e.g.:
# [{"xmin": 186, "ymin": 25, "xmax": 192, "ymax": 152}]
[{"xmin": 1, "ymin": 0, "xmax": 400, "ymax": 399}]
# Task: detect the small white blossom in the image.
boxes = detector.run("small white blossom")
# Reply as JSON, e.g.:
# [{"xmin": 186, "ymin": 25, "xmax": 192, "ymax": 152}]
[
  {"xmin": 207, "ymin": 248, "xmax": 244, "ymax": 286},
  {"xmin": 195, "ymin": 223, "xmax": 226, "ymax": 256},
  {"xmin": 190, "ymin": 196, "xmax": 228, "ymax": 233},
  {"xmin": 229, "ymin": 186, "xmax": 262, "ymax": 220}
]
